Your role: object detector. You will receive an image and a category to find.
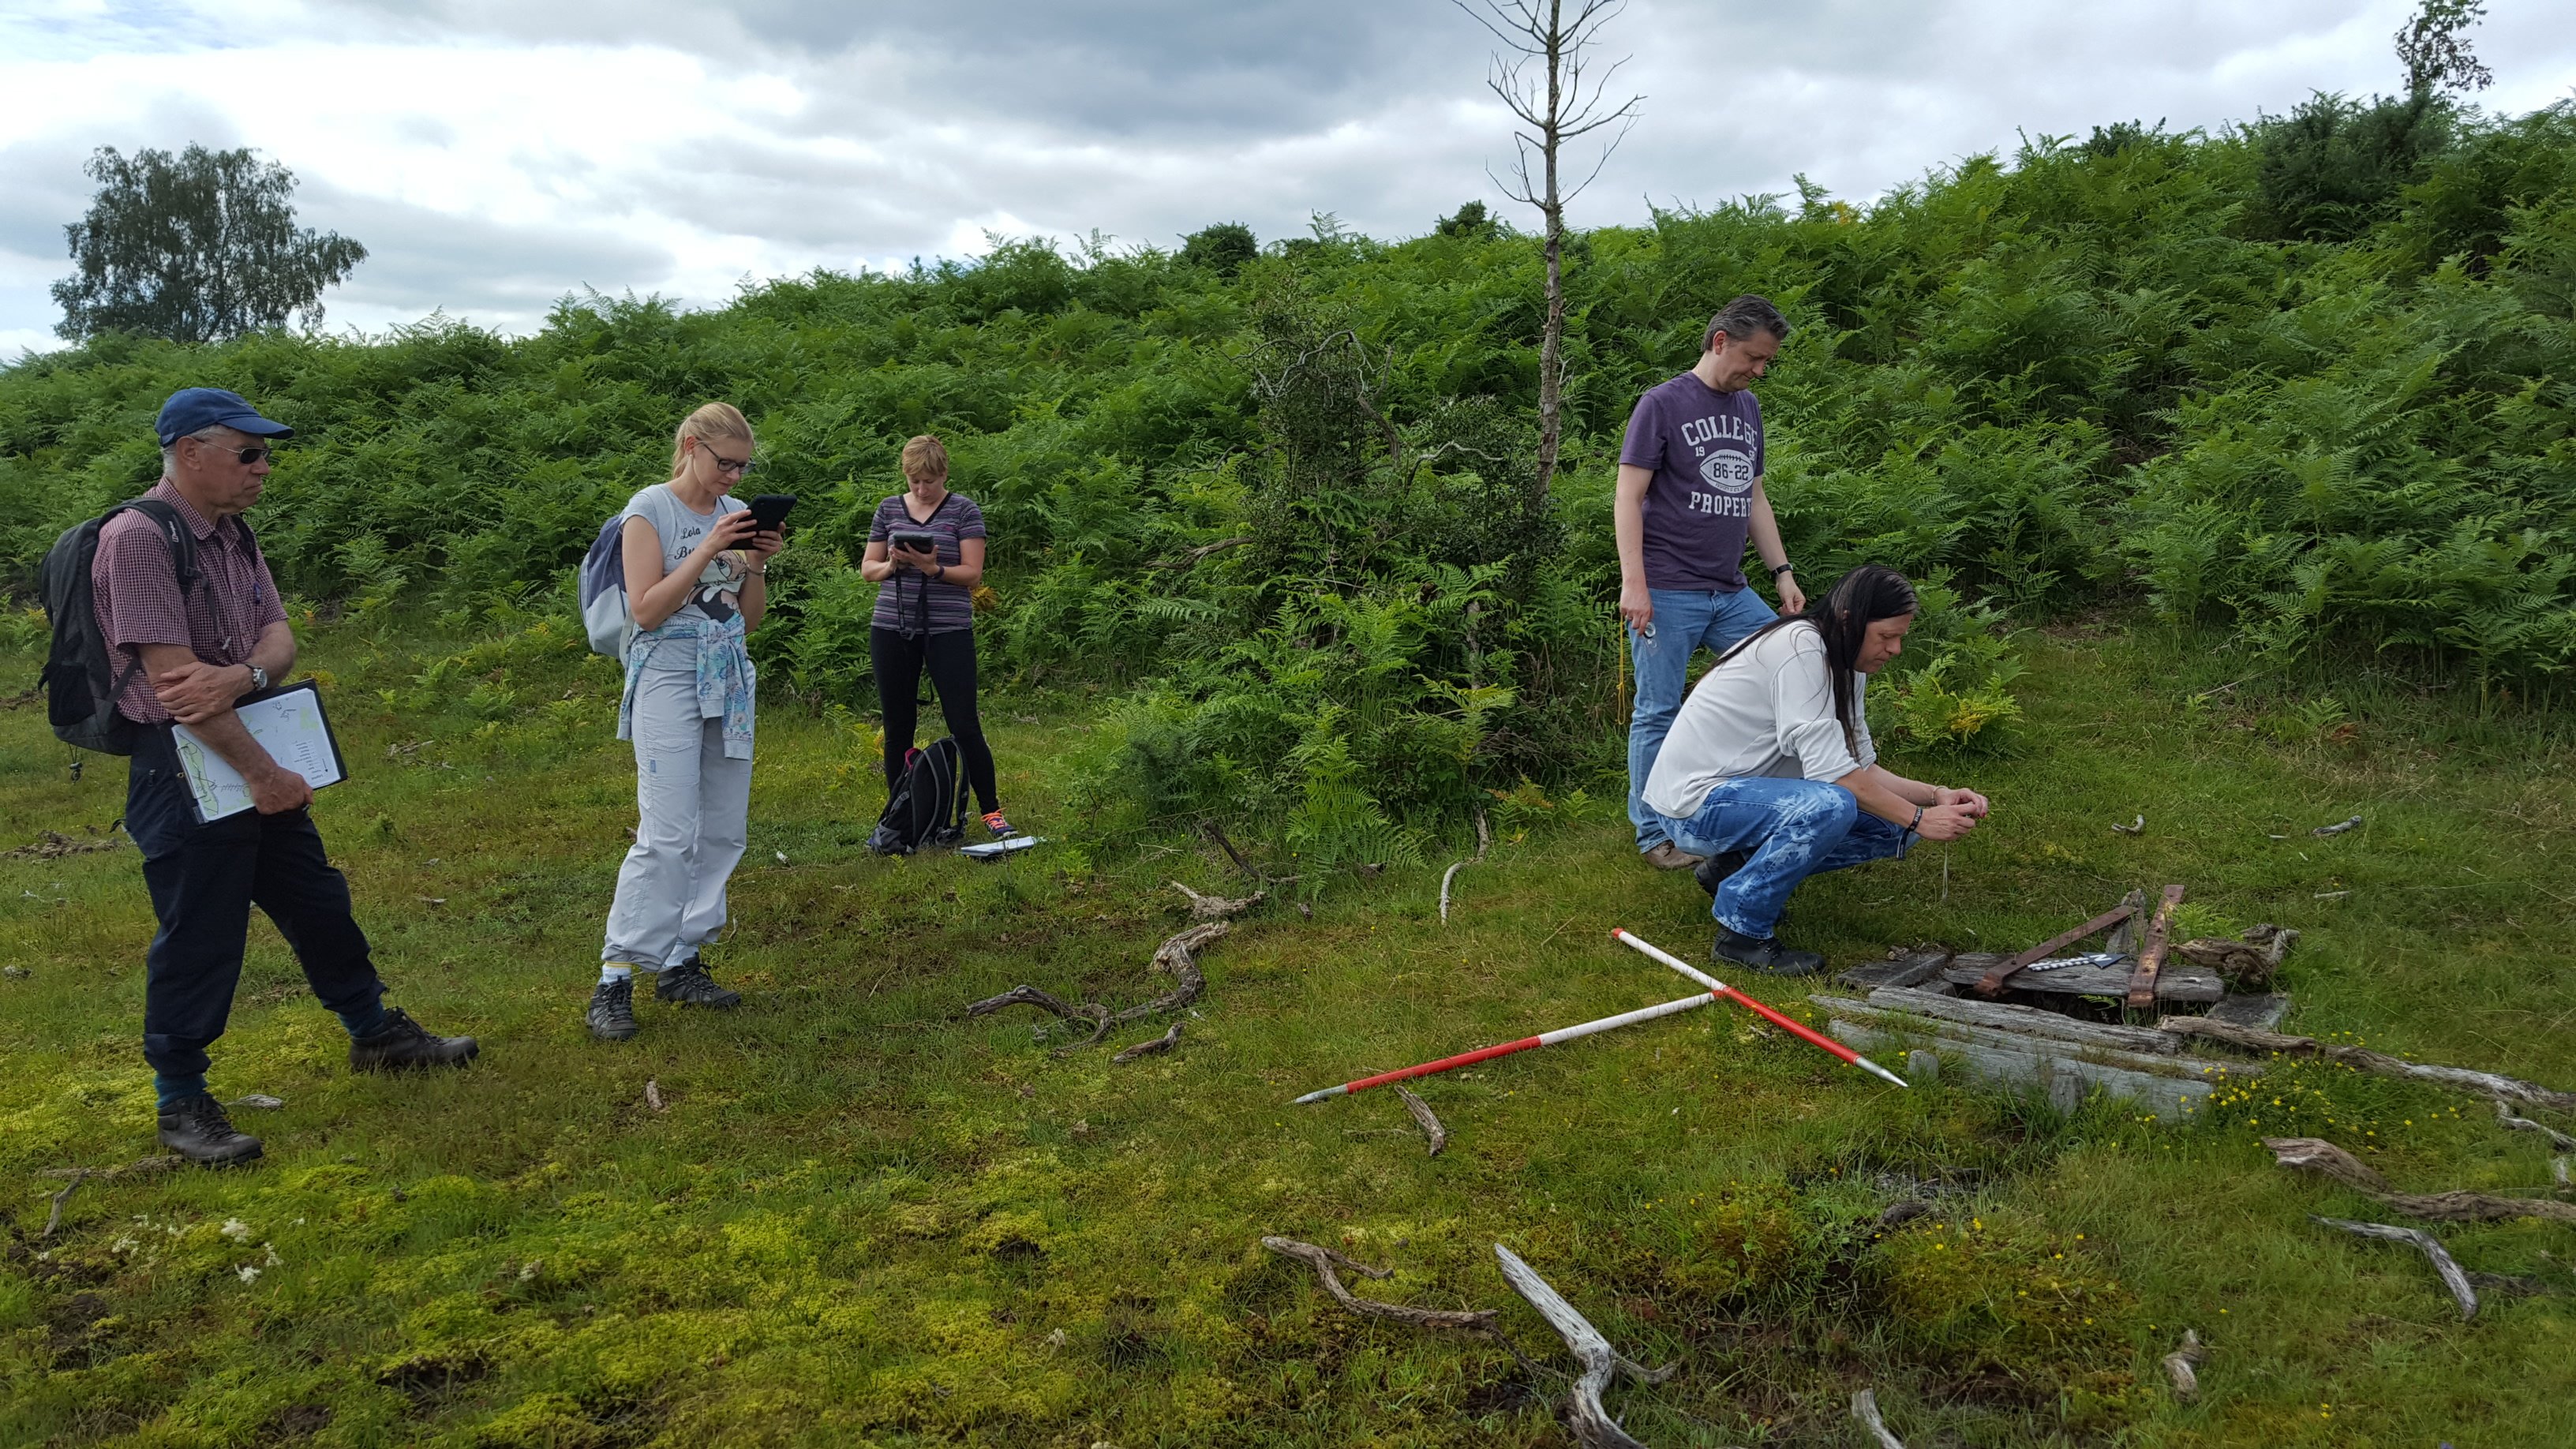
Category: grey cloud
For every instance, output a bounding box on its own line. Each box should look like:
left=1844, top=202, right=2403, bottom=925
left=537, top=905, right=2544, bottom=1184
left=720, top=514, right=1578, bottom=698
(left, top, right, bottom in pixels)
left=296, top=181, right=678, bottom=330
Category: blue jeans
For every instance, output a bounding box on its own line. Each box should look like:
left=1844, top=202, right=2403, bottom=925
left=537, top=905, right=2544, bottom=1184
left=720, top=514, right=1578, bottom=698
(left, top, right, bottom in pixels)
left=1629, top=586, right=1777, bottom=851
left=1656, top=777, right=1910, bottom=939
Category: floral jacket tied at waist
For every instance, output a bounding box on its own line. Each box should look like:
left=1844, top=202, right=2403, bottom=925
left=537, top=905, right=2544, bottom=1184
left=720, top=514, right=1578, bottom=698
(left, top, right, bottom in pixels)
left=620, top=614, right=755, bottom=759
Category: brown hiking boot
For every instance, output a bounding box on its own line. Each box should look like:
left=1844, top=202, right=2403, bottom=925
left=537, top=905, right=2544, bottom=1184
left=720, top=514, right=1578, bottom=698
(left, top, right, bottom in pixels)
left=1642, top=841, right=1705, bottom=871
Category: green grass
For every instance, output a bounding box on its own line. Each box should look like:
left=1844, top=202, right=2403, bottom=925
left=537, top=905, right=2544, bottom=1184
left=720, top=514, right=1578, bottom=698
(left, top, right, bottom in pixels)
left=3, top=616, right=2572, bottom=1447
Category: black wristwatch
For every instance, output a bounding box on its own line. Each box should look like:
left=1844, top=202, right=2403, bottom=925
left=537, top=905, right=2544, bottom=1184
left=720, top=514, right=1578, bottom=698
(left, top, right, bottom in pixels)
left=1771, top=562, right=1795, bottom=578
left=1904, top=804, right=1923, bottom=837
left=245, top=663, right=270, bottom=693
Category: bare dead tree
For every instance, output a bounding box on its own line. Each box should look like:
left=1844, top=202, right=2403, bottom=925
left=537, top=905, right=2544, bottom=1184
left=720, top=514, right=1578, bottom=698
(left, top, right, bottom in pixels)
left=1455, top=0, right=1642, bottom=505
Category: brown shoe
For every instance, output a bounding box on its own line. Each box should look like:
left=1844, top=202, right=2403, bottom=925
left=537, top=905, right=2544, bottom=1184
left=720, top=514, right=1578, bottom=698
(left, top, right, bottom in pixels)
left=1642, top=841, right=1705, bottom=871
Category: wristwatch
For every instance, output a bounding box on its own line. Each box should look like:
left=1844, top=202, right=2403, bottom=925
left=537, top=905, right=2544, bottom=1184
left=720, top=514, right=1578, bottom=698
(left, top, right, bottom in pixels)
left=1770, top=562, right=1795, bottom=577
left=246, top=663, right=270, bottom=693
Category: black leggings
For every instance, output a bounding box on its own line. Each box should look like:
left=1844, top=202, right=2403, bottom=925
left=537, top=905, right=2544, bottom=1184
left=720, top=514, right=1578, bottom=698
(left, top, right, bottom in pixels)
left=871, top=626, right=998, bottom=814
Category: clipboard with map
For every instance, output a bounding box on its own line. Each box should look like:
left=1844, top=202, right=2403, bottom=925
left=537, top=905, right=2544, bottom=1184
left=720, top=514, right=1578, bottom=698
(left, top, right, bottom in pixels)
left=170, top=681, right=349, bottom=823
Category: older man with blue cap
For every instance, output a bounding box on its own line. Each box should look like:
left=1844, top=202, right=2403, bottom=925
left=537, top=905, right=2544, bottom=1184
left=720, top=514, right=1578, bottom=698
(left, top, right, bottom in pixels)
left=92, top=387, right=481, bottom=1167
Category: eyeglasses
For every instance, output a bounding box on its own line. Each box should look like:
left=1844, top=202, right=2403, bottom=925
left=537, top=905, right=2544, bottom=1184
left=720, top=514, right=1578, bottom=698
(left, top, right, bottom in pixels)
left=700, top=446, right=757, bottom=476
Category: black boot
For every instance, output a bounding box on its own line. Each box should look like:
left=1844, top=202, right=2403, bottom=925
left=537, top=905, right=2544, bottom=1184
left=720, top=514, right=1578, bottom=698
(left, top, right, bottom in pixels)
left=587, top=975, right=638, bottom=1042
left=655, top=958, right=741, bottom=1009
left=158, top=1093, right=263, bottom=1167
left=348, top=1007, right=480, bottom=1073
left=1713, top=926, right=1825, bottom=977
left=1694, top=849, right=1753, bottom=897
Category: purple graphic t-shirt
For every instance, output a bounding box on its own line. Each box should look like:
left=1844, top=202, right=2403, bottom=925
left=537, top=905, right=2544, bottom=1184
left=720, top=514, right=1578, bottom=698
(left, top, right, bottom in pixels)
left=1619, top=372, right=1765, bottom=591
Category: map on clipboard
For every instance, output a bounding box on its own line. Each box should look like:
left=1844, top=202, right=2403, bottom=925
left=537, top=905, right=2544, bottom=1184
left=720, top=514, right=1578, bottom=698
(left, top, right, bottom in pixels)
left=170, top=681, right=348, bottom=822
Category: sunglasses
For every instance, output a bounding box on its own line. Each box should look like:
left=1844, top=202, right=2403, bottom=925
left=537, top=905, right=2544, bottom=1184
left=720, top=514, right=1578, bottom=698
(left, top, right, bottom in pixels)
left=191, top=439, right=278, bottom=466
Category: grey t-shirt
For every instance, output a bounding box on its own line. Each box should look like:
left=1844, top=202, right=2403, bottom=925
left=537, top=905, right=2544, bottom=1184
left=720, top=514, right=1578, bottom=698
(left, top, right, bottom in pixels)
left=620, top=483, right=750, bottom=669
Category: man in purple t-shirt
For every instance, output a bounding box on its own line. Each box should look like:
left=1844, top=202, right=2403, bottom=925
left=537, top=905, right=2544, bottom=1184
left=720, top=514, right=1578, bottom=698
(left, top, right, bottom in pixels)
left=1616, top=295, right=1807, bottom=870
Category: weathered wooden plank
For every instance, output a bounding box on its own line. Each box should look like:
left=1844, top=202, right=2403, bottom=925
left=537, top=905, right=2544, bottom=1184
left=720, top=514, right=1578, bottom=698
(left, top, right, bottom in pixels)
left=2207, top=994, right=2293, bottom=1032
left=2125, top=884, right=2188, bottom=1009
left=1820, top=1000, right=2236, bottom=1079
left=1860, top=986, right=2181, bottom=1055
left=1824, top=1019, right=2234, bottom=1121
left=1941, top=955, right=2224, bottom=1003
left=1837, top=950, right=1953, bottom=992
left=1975, top=900, right=2139, bottom=998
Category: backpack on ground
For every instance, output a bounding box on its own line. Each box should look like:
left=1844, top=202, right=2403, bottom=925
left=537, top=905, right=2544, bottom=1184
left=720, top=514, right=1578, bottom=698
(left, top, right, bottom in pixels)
left=867, top=737, right=967, bottom=856
left=578, top=515, right=633, bottom=658
left=39, top=497, right=208, bottom=756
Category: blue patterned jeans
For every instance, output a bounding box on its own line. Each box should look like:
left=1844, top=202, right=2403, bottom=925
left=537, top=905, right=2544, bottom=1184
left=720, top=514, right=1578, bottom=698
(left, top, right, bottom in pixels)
left=1656, top=777, right=1909, bottom=939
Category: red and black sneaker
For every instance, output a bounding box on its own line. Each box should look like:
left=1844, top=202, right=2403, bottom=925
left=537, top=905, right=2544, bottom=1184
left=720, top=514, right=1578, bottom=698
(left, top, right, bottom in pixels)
left=982, top=810, right=1020, bottom=840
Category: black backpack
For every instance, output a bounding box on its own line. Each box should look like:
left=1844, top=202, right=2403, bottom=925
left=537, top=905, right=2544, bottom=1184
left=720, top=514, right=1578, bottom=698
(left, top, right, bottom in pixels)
left=40, top=498, right=223, bottom=756
left=867, top=737, right=967, bottom=855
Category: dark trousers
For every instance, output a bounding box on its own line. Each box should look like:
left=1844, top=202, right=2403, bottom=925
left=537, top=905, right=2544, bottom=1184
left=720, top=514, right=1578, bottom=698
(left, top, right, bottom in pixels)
left=126, top=728, right=383, bottom=1080
left=870, top=625, right=998, bottom=813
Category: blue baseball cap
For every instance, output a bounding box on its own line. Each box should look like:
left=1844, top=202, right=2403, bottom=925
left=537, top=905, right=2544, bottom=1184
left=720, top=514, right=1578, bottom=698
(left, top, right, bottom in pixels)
left=155, top=388, right=294, bottom=447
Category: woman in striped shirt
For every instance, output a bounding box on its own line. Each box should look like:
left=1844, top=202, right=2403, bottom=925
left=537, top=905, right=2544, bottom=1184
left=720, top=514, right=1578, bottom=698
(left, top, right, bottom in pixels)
left=860, top=435, right=1013, bottom=839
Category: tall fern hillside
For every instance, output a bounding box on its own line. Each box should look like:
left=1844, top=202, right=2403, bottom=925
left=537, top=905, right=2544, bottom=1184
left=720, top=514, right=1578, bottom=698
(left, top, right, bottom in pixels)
left=5, top=99, right=2573, bottom=846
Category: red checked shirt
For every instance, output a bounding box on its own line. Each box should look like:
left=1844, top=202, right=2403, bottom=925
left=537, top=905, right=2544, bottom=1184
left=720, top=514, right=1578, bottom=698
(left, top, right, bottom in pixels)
left=89, top=481, right=287, bottom=724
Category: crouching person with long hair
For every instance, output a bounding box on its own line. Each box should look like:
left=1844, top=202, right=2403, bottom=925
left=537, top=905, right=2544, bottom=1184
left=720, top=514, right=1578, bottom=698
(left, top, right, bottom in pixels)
left=587, top=403, right=782, bottom=1041
left=1640, top=564, right=1990, bottom=976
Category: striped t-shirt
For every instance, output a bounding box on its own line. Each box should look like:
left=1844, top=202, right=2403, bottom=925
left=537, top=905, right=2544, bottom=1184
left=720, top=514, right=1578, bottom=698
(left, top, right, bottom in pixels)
left=868, top=491, right=985, bottom=635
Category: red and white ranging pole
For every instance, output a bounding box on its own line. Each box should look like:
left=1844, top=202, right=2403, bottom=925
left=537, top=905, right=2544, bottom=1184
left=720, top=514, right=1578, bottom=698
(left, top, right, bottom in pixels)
left=1290, top=992, right=1717, bottom=1105
left=1611, top=927, right=1909, bottom=1088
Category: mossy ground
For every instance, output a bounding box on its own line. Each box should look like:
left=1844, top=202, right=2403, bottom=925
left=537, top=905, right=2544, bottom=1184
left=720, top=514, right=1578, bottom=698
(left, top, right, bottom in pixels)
left=2, top=615, right=2571, bottom=1447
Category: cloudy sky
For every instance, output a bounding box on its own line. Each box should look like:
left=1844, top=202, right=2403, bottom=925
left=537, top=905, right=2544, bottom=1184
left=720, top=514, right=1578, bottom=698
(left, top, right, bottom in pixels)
left=3, top=0, right=2571, bottom=354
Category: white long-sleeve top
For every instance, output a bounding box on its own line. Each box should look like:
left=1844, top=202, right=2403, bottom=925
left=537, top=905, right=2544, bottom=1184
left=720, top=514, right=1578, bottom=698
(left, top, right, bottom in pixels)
left=1641, top=621, right=1875, bottom=819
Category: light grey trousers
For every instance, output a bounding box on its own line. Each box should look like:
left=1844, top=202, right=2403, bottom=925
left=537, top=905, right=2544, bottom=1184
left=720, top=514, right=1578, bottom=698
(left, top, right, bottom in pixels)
left=601, top=666, right=752, bottom=968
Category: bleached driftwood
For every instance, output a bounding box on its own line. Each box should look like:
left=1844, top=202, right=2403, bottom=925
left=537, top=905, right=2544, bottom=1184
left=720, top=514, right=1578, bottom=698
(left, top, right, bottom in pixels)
left=2312, top=1216, right=2479, bottom=1320
left=643, top=1079, right=666, bottom=1113
left=1169, top=879, right=1264, bottom=921
left=2162, top=1329, right=2207, bottom=1402
left=2175, top=925, right=2299, bottom=990
left=2263, top=1136, right=2576, bottom=1223
left=2494, top=1099, right=2576, bottom=1153
left=1438, top=812, right=1492, bottom=927
left=1395, top=1086, right=1447, bottom=1155
left=43, top=1173, right=84, bottom=1237
left=1851, top=1387, right=1906, bottom=1448
left=1492, top=1244, right=1673, bottom=1449
left=968, top=920, right=1231, bottom=1056
left=2162, top=1017, right=2576, bottom=1111
left=1111, top=1021, right=1182, bottom=1063
left=2312, top=815, right=2364, bottom=837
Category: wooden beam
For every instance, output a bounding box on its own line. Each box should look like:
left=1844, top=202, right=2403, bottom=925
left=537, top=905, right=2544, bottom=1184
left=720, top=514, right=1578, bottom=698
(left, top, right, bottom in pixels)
left=2125, top=885, right=2188, bottom=1009
left=1975, top=899, right=2140, bottom=998
left=1858, top=987, right=2181, bottom=1055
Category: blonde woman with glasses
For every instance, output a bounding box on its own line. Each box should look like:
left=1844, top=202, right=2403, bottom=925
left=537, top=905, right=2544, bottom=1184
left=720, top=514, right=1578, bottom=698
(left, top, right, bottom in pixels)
left=586, top=403, right=782, bottom=1042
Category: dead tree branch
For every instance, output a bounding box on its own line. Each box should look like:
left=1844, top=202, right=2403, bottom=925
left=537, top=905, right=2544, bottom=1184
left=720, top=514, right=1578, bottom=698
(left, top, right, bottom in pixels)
left=1262, top=1236, right=1548, bottom=1376
left=1491, top=1243, right=1673, bottom=1449
left=2495, top=1099, right=2576, bottom=1153
left=2263, top=1136, right=2576, bottom=1223
left=2162, top=1017, right=2576, bottom=1111
left=968, top=922, right=1233, bottom=1057
left=1451, top=0, right=1641, bottom=504
left=1395, top=1087, right=1448, bottom=1155
left=1169, top=879, right=1264, bottom=921
left=43, top=1171, right=85, bottom=1237
left=2162, top=1330, right=2207, bottom=1402
left=2312, top=1216, right=2480, bottom=1320
left=1113, top=1022, right=1183, bottom=1064
left=1851, top=1387, right=1907, bottom=1449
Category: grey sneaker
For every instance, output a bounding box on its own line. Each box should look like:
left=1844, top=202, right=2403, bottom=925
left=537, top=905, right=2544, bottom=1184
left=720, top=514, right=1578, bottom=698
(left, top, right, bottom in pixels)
left=1642, top=841, right=1705, bottom=871
left=655, top=959, right=741, bottom=1009
left=587, top=975, right=638, bottom=1041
